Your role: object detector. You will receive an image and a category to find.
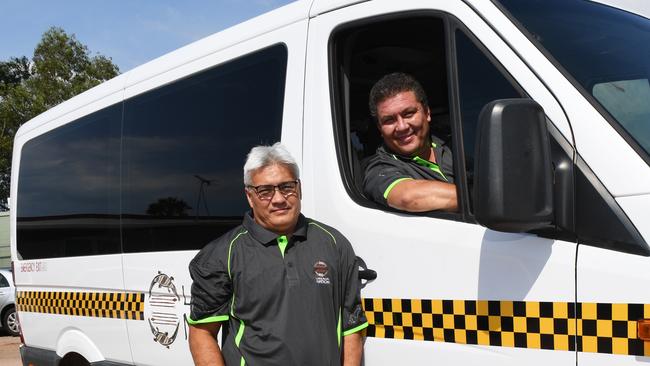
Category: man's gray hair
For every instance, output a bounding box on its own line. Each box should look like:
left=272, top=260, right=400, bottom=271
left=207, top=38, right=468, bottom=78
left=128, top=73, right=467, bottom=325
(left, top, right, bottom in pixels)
left=243, top=142, right=300, bottom=186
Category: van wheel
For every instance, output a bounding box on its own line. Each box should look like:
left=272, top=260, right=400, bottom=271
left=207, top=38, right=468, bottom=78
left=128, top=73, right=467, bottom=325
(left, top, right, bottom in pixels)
left=60, top=352, right=90, bottom=366
left=2, top=307, right=19, bottom=336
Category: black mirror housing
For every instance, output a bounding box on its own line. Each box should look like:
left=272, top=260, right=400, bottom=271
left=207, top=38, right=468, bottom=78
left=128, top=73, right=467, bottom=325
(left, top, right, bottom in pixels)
left=473, top=99, right=554, bottom=232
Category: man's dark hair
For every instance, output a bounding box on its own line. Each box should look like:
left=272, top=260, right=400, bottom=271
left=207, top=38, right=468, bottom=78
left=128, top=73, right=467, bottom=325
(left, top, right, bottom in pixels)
left=368, top=72, right=428, bottom=118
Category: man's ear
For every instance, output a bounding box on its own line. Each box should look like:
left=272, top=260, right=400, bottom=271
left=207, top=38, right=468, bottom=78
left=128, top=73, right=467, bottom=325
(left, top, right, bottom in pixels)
left=245, top=189, right=254, bottom=208
left=425, top=105, right=431, bottom=123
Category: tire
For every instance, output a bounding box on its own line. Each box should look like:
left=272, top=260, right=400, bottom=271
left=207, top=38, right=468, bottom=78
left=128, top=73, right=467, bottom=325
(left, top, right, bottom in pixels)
left=2, top=307, right=19, bottom=337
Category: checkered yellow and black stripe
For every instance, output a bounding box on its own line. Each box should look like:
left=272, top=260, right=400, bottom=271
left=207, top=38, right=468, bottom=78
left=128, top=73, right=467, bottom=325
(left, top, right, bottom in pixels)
left=16, top=291, right=145, bottom=320
left=363, top=298, right=650, bottom=357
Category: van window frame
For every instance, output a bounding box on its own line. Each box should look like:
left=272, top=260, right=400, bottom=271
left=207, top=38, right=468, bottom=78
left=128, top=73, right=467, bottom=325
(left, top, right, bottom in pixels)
left=327, top=11, right=528, bottom=223
left=328, top=11, right=463, bottom=222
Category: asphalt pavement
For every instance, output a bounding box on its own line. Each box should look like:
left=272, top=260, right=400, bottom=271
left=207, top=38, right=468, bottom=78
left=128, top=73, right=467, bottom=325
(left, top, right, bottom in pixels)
left=0, top=331, right=21, bottom=366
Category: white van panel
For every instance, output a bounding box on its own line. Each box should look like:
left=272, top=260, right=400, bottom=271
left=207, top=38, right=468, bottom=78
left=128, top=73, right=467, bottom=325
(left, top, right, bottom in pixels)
left=122, top=252, right=196, bottom=366
left=309, top=0, right=367, bottom=16
left=56, top=329, right=105, bottom=362
left=14, top=255, right=123, bottom=290
left=18, top=303, right=132, bottom=362
left=305, top=0, right=577, bottom=364
left=365, top=337, right=575, bottom=365
left=468, top=0, right=650, bottom=197
left=577, top=246, right=650, bottom=304
left=576, top=245, right=650, bottom=362
left=617, top=194, right=650, bottom=246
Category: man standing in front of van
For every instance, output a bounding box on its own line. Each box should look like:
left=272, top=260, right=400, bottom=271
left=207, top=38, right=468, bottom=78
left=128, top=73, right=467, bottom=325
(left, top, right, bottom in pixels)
left=363, top=72, right=458, bottom=212
left=187, top=142, right=367, bottom=366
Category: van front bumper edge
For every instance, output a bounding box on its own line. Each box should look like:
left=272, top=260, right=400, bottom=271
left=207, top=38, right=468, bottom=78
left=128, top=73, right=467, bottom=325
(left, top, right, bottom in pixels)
left=20, top=345, right=60, bottom=366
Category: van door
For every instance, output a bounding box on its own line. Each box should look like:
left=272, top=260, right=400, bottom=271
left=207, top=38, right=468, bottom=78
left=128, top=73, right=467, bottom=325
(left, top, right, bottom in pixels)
left=120, top=20, right=307, bottom=366
left=491, top=0, right=650, bottom=364
left=304, top=0, right=577, bottom=364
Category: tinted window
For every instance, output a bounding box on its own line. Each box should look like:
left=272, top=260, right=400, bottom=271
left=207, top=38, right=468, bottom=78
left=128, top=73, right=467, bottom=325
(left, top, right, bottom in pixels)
left=17, top=105, right=121, bottom=259
left=122, top=45, right=287, bottom=253
left=456, top=29, right=523, bottom=206
left=0, top=273, right=8, bottom=287
left=498, top=0, right=650, bottom=158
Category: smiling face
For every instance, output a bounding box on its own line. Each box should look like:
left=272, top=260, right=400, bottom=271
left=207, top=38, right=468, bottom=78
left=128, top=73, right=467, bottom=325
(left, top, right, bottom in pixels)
left=245, top=163, right=301, bottom=236
left=376, top=90, right=431, bottom=157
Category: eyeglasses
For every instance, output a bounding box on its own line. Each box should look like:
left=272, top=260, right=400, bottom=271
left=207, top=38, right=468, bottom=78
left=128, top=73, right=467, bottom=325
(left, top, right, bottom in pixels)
left=246, top=180, right=300, bottom=200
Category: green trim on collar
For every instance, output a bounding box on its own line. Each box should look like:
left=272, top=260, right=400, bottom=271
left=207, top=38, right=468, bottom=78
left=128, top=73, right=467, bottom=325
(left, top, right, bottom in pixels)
left=277, top=235, right=288, bottom=258
left=412, top=156, right=448, bottom=182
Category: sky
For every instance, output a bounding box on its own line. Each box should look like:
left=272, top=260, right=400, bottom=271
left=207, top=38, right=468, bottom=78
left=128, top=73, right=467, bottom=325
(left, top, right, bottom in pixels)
left=0, top=0, right=296, bottom=73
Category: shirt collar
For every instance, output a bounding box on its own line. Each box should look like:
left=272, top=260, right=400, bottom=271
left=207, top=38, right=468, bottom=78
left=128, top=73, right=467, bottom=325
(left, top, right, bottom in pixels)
left=243, top=211, right=308, bottom=246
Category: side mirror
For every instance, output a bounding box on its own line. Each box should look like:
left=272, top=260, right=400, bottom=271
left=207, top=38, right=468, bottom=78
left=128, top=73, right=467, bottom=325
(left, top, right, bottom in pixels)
left=473, top=99, right=554, bottom=232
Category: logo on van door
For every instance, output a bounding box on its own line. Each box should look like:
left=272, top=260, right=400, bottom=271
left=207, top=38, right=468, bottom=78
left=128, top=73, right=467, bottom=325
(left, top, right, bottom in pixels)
left=147, top=271, right=182, bottom=348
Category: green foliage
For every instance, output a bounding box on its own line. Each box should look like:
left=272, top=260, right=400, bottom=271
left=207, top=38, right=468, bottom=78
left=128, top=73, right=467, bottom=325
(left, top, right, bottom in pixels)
left=0, top=27, right=119, bottom=208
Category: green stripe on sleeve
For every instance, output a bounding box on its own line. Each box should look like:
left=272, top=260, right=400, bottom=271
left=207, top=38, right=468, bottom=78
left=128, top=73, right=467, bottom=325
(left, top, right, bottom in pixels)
left=343, top=321, right=369, bottom=336
left=383, top=178, right=413, bottom=199
left=186, top=314, right=229, bottom=325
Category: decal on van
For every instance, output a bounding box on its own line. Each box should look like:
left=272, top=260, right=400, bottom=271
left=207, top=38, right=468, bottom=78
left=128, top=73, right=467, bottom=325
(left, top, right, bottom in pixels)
left=146, top=271, right=183, bottom=348
left=149, top=271, right=180, bottom=300
left=363, top=298, right=650, bottom=357
left=16, top=291, right=144, bottom=320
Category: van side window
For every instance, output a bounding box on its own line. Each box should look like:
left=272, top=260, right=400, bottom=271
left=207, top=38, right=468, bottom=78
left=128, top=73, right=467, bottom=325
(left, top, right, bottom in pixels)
left=0, top=273, right=9, bottom=288
left=122, top=45, right=287, bottom=253
left=331, top=15, right=458, bottom=219
left=17, top=105, right=122, bottom=259
left=330, top=15, right=524, bottom=220
left=454, top=29, right=524, bottom=208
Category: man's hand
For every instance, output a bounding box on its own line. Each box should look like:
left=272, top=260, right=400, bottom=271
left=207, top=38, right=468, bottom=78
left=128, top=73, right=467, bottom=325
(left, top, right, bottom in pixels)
left=189, top=322, right=226, bottom=366
left=342, top=332, right=363, bottom=366
left=387, top=179, right=458, bottom=212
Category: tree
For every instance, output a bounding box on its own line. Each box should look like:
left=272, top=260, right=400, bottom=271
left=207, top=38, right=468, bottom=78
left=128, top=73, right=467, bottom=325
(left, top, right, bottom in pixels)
left=146, top=197, right=192, bottom=217
left=0, top=27, right=119, bottom=208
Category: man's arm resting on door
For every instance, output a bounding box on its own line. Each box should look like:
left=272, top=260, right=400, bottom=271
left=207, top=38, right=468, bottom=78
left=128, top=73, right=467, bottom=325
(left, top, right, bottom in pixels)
left=386, top=179, right=458, bottom=212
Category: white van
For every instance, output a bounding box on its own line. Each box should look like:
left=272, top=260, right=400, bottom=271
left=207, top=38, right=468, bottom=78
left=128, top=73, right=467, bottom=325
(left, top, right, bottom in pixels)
left=10, top=0, right=650, bottom=365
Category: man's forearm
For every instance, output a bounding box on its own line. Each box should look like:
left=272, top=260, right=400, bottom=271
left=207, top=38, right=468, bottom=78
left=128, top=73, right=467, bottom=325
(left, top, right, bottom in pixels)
left=342, top=332, right=363, bottom=366
left=189, top=324, right=226, bottom=366
left=387, top=179, right=458, bottom=212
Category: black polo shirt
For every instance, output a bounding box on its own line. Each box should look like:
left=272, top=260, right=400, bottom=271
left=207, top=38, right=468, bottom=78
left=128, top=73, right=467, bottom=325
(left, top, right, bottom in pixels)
left=363, top=135, right=454, bottom=207
left=188, top=212, right=368, bottom=366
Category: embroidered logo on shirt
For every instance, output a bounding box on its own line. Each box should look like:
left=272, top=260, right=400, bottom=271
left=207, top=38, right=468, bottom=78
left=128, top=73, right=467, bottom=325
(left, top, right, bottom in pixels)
left=313, top=260, right=330, bottom=285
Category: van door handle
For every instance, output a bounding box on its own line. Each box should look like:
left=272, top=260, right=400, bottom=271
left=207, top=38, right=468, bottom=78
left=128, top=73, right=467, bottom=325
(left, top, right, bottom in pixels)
left=356, top=256, right=377, bottom=287
left=358, top=268, right=377, bottom=281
